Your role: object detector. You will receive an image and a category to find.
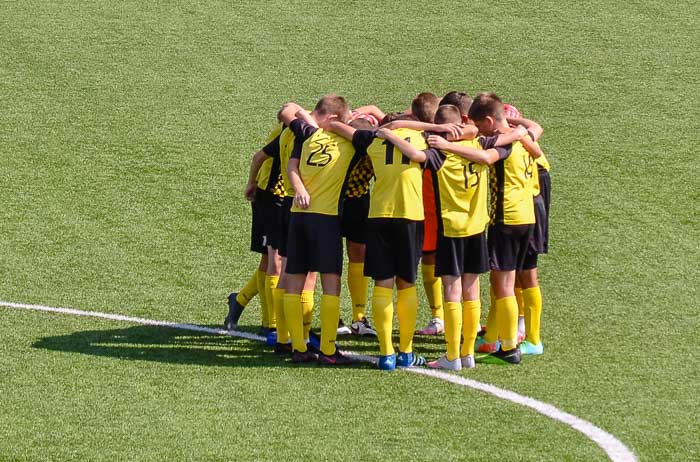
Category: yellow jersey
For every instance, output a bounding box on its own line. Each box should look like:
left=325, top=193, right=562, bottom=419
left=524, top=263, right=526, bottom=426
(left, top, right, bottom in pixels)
left=289, top=119, right=359, bottom=216
left=489, top=138, right=537, bottom=226
left=352, top=128, right=426, bottom=221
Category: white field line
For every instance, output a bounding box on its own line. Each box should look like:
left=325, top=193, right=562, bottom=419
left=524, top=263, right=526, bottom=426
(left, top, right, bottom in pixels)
left=1, top=300, right=636, bottom=462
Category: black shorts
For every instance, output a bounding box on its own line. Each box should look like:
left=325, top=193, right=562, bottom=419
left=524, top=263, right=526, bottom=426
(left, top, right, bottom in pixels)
left=269, top=197, right=292, bottom=257
left=521, top=252, right=538, bottom=270
left=249, top=188, right=267, bottom=254
left=285, top=212, right=343, bottom=275
left=364, top=218, right=423, bottom=284
left=341, top=195, right=369, bottom=244
left=488, top=224, right=534, bottom=272
left=536, top=167, right=551, bottom=254
left=528, top=194, right=548, bottom=255
left=435, top=232, right=489, bottom=276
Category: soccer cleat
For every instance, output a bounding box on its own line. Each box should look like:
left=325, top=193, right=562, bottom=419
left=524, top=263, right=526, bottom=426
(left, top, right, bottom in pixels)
left=258, top=326, right=276, bottom=337
left=427, top=355, right=462, bottom=371
left=350, top=317, right=377, bottom=337
left=307, top=331, right=322, bottom=351
left=266, top=330, right=277, bottom=347
left=478, top=347, right=521, bottom=365
left=337, top=319, right=353, bottom=335
left=318, top=350, right=355, bottom=366
left=224, top=293, right=244, bottom=331
left=273, top=342, right=292, bottom=355
left=461, top=355, right=476, bottom=369
left=416, top=317, right=444, bottom=335
left=396, top=352, right=426, bottom=368
left=291, top=349, right=318, bottom=364
left=378, top=354, right=396, bottom=371
left=517, top=332, right=526, bottom=344
left=519, top=340, right=544, bottom=355
left=475, top=331, right=500, bottom=353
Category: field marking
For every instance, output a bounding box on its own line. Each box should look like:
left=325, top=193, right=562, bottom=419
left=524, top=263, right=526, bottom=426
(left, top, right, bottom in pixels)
left=2, top=300, right=636, bottom=462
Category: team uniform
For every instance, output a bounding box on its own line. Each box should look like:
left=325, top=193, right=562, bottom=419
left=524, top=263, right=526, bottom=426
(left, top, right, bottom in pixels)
left=424, top=136, right=506, bottom=368
left=284, top=118, right=362, bottom=361
left=352, top=128, right=428, bottom=369
left=250, top=123, right=284, bottom=254
left=522, top=153, right=551, bottom=269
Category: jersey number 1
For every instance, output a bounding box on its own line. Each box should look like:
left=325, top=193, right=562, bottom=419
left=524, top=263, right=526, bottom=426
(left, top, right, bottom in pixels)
left=382, top=138, right=411, bottom=165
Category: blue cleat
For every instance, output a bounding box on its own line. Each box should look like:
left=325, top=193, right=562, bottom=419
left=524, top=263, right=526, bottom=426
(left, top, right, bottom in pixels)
left=519, top=340, right=544, bottom=355
left=378, top=354, right=396, bottom=371
left=266, top=330, right=277, bottom=347
left=396, top=352, right=426, bottom=368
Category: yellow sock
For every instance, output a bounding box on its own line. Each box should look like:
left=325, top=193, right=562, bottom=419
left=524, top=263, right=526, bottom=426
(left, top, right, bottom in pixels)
left=523, top=286, right=543, bottom=345
left=422, top=263, right=443, bottom=319
left=348, top=262, right=369, bottom=321
left=516, top=286, right=524, bottom=317
left=496, top=296, right=519, bottom=351
left=283, top=293, right=305, bottom=352
left=265, top=275, right=279, bottom=329
left=372, top=286, right=394, bottom=356
left=301, top=290, right=314, bottom=337
left=484, top=286, right=499, bottom=343
left=397, top=286, right=418, bottom=353
left=235, top=271, right=259, bottom=307
left=255, top=270, right=269, bottom=328
left=319, top=294, right=340, bottom=356
left=443, top=301, right=462, bottom=361
left=460, top=300, right=481, bottom=357
left=272, top=287, right=289, bottom=344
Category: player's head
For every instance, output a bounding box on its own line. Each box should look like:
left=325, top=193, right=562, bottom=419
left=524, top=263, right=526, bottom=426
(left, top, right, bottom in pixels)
left=349, top=118, right=374, bottom=130
left=468, top=92, right=506, bottom=135
left=411, top=92, right=440, bottom=123
left=440, top=91, right=472, bottom=122
left=312, top=94, right=351, bottom=124
left=434, top=104, right=462, bottom=125
left=379, top=111, right=414, bottom=126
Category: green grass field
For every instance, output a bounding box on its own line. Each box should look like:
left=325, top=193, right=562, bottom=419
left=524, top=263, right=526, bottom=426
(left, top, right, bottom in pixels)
left=1, top=1, right=698, bottom=460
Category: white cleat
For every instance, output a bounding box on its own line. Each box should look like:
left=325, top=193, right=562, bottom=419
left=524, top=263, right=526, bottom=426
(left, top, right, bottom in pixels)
left=460, top=354, right=476, bottom=369
left=416, top=317, right=445, bottom=335
left=427, top=355, right=462, bottom=371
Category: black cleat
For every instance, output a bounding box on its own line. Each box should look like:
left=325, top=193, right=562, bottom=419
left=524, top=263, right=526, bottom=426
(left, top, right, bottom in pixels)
left=291, top=349, right=318, bottom=364
left=224, top=293, right=244, bottom=331
left=478, top=346, right=522, bottom=365
left=318, top=350, right=355, bottom=366
left=273, top=342, right=293, bottom=356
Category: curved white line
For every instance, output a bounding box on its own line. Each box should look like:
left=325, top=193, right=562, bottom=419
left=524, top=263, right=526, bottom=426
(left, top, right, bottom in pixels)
left=1, top=300, right=636, bottom=462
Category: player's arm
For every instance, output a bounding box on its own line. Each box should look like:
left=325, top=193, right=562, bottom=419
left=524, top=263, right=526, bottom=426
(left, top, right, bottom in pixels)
left=376, top=127, right=426, bottom=162
left=287, top=158, right=310, bottom=209
left=381, top=120, right=476, bottom=141
left=506, top=116, right=543, bottom=141
left=244, top=149, right=270, bottom=201
left=520, top=134, right=543, bottom=159
left=277, top=102, right=305, bottom=125
left=326, top=120, right=357, bottom=140
left=353, top=105, right=386, bottom=122
left=295, top=109, right=318, bottom=128
left=493, top=126, right=527, bottom=146
left=426, top=135, right=499, bottom=165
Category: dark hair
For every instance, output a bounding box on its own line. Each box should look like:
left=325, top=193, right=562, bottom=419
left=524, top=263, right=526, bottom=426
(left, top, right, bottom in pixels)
left=440, top=91, right=473, bottom=116
left=467, top=92, right=505, bottom=122
left=349, top=118, right=374, bottom=130
left=434, top=105, right=462, bottom=125
left=411, top=92, right=439, bottom=123
left=379, top=111, right=414, bottom=126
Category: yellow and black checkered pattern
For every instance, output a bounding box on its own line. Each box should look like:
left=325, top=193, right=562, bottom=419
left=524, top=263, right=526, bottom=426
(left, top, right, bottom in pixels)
left=271, top=173, right=286, bottom=198
left=345, top=156, right=373, bottom=198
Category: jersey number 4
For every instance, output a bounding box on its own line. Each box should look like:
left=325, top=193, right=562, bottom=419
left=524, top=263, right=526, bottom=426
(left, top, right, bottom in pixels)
left=382, top=138, right=411, bottom=165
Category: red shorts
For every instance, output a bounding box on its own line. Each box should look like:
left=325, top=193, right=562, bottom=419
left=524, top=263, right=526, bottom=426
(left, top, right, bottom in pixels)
left=422, top=170, right=437, bottom=253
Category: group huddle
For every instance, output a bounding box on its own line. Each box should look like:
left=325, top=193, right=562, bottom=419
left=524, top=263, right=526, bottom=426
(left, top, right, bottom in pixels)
left=225, top=90, right=550, bottom=371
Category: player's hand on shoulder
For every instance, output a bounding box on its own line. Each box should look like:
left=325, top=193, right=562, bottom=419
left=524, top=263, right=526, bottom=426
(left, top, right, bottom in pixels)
left=514, top=125, right=528, bottom=139
left=427, top=134, right=448, bottom=150
left=375, top=127, right=391, bottom=139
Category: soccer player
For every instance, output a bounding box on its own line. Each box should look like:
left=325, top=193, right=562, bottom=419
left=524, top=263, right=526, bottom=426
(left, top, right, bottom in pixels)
left=408, top=93, right=446, bottom=337
left=225, top=122, right=284, bottom=334
left=336, top=113, right=381, bottom=337
left=424, top=105, right=526, bottom=370
left=431, top=92, right=542, bottom=365
left=283, top=94, right=360, bottom=365
left=328, top=116, right=434, bottom=370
